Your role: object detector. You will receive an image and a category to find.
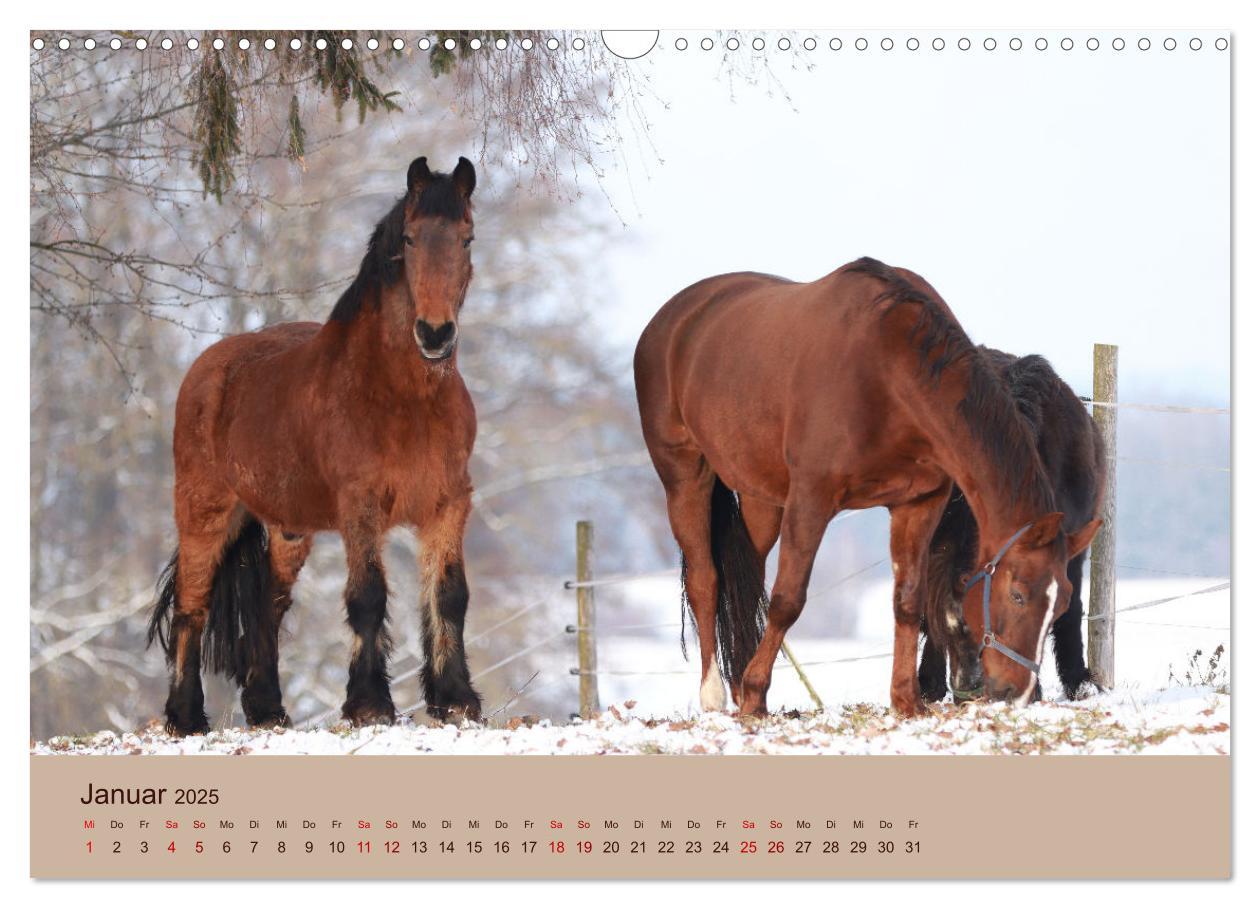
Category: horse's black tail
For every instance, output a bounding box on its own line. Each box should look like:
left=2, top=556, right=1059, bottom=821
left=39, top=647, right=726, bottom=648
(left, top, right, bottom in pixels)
left=681, top=477, right=768, bottom=687
left=146, top=550, right=180, bottom=658
left=146, top=518, right=272, bottom=685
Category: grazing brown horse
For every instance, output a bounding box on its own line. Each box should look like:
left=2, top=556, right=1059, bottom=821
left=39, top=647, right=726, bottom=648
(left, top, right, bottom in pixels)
left=148, top=157, right=483, bottom=736
left=634, top=257, right=1100, bottom=717
left=918, top=347, right=1106, bottom=704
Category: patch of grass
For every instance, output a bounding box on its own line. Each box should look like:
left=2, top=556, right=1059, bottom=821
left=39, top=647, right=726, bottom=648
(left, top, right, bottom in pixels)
left=1168, top=644, right=1229, bottom=693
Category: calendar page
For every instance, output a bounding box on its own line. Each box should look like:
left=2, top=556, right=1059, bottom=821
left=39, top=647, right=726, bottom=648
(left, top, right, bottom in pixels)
left=27, top=26, right=1231, bottom=881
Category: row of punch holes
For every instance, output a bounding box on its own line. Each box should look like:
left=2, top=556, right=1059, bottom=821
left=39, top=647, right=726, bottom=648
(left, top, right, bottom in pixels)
left=32, top=34, right=1229, bottom=53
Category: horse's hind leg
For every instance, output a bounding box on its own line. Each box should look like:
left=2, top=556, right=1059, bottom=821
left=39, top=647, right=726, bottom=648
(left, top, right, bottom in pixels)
left=239, top=529, right=312, bottom=728
left=162, top=538, right=221, bottom=735
left=417, top=494, right=482, bottom=722
left=656, top=458, right=725, bottom=711
left=162, top=498, right=240, bottom=736
left=1052, top=552, right=1093, bottom=699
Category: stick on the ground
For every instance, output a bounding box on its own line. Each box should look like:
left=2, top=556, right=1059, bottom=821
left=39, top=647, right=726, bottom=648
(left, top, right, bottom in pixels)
left=780, top=641, right=824, bottom=710
left=487, top=670, right=541, bottom=722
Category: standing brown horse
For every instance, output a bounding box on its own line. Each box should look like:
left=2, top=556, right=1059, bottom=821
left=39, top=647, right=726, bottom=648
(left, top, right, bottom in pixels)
left=634, top=257, right=1100, bottom=717
left=148, top=157, right=483, bottom=736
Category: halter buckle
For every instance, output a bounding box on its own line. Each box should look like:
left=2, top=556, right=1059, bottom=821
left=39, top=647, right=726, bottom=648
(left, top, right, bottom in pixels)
left=983, top=561, right=997, bottom=576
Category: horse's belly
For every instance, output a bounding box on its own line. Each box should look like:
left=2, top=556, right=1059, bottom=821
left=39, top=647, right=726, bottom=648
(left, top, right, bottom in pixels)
left=227, top=459, right=338, bottom=532
left=838, top=460, right=951, bottom=510
left=216, top=407, right=337, bottom=531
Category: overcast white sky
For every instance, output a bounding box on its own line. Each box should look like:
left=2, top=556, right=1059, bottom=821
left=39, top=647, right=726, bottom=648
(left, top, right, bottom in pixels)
left=585, top=30, right=1229, bottom=404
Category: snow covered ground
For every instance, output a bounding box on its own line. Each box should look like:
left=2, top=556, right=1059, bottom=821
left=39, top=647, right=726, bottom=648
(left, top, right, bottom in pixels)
left=33, top=576, right=1228, bottom=757
left=34, top=683, right=1227, bottom=756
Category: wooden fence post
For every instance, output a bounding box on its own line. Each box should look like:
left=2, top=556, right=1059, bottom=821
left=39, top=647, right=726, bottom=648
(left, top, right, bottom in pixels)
left=1088, top=343, right=1118, bottom=689
left=575, top=520, right=600, bottom=718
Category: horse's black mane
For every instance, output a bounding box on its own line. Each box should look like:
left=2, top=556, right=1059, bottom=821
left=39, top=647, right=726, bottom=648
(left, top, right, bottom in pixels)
left=978, top=347, right=1059, bottom=432
left=328, top=173, right=470, bottom=323
left=845, top=256, right=1056, bottom=513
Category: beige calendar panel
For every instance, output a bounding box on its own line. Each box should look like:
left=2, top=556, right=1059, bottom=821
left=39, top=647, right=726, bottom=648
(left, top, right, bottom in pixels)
left=32, top=755, right=1228, bottom=879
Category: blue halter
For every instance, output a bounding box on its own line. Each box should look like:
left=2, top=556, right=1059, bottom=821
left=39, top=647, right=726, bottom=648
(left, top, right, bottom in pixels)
left=961, top=523, right=1042, bottom=676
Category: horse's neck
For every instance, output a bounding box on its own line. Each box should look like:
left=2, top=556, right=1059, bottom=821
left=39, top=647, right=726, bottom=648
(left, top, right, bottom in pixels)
left=913, top=362, right=1050, bottom=553
left=326, top=290, right=443, bottom=398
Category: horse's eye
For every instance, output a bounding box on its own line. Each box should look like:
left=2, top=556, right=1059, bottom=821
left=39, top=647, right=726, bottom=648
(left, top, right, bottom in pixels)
left=402, top=235, right=415, bottom=246
left=463, top=236, right=474, bottom=249
left=1010, top=591, right=1025, bottom=607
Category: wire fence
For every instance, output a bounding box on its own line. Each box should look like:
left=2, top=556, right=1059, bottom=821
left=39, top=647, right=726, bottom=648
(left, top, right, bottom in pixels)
left=1077, top=398, right=1230, bottom=416
left=481, top=385, right=1229, bottom=715
left=358, top=560, right=1228, bottom=718
left=294, top=382, right=1229, bottom=727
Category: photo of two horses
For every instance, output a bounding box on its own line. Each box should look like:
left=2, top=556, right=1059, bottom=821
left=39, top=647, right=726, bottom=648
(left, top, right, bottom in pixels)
left=144, top=156, right=1100, bottom=737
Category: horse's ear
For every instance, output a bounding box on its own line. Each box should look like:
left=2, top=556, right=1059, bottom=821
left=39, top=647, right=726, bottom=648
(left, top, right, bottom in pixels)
left=1066, top=518, right=1103, bottom=558
left=1020, top=512, right=1065, bottom=549
left=407, top=156, right=433, bottom=196
left=452, top=156, right=476, bottom=199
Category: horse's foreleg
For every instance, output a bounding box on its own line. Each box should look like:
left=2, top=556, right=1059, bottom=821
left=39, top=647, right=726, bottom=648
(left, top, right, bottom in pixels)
left=738, top=497, right=783, bottom=710
left=741, top=497, right=784, bottom=580
left=917, top=632, right=949, bottom=703
left=888, top=487, right=952, bottom=717
left=416, top=494, right=481, bottom=722
left=737, top=489, right=831, bottom=717
left=1053, top=551, right=1093, bottom=700
left=239, top=530, right=311, bottom=728
left=340, top=512, right=394, bottom=726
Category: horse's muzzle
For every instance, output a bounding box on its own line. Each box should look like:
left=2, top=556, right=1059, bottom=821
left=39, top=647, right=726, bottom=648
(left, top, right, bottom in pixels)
left=951, top=684, right=984, bottom=703
left=420, top=343, right=456, bottom=362
left=415, top=319, right=457, bottom=361
left=950, top=661, right=984, bottom=703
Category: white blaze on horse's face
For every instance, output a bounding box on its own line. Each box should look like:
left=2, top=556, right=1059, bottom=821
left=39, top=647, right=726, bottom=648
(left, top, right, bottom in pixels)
left=1037, top=578, right=1059, bottom=666
left=1014, top=578, right=1060, bottom=707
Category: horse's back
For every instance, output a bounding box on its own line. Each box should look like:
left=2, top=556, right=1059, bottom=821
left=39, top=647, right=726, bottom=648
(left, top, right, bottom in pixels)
left=634, top=264, right=905, bottom=501
left=635, top=272, right=789, bottom=366
left=183, top=322, right=321, bottom=385
left=636, top=261, right=941, bottom=376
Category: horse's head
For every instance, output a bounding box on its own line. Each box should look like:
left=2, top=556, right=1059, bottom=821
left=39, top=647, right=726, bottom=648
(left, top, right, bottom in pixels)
left=399, top=156, right=476, bottom=362
left=957, top=512, right=1101, bottom=704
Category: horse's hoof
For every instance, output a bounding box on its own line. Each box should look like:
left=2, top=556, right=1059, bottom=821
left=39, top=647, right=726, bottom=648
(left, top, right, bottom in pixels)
left=1065, top=678, right=1100, bottom=701
left=427, top=700, right=482, bottom=724
left=736, top=698, right=769, bottom=720
left=164, top=715, right=211, bottom=738
left=892, top=697, right=930, bottom=718
left=342, top=704, right=397, bottom=727
left=920, top=684, right=948, bottom=703
left=247, top=711, right=291, bottom=731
